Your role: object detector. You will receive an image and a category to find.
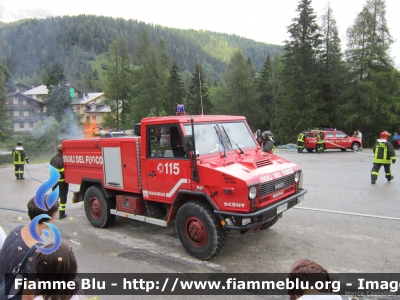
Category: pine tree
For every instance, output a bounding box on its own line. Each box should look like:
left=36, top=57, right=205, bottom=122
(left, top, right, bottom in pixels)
left=44, top=63, right=73, bottom=123
left=186, top=63, right=212, bottom=115
left=341, top=0, right=400, bottom=144
left=318, top=2, right=346, bottom=126
left=257, top=53, right=275, bottom=130
left=221, top=50, right=259, bottom=128
left=166, top=61, right=185, bottom=115
left=103, top=37, right=134, bottom=130
left=132, top=38, right=169, bottom=120
left=0, top=64, right=13, bottom=140
left=273, top=0, right=326, bottom=142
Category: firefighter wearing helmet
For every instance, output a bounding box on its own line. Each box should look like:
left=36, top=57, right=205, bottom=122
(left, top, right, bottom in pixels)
left=12, top=141, right=29, bottom=180
left=297, top=132, right=305, bottom=153
left=371, top=131, right=396, bottom=184
left=261, top=131, right=274, bottom=153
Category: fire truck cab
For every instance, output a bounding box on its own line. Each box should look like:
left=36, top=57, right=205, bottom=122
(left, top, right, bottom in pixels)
left=63, top=114, right=307, bottom=260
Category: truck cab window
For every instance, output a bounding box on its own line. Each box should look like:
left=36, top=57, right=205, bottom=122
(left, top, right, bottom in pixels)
left=148, top=125, right=186, bottom=158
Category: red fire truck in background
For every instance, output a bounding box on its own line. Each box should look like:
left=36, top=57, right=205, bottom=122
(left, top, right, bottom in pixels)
left=303, top=129, right=362, bottom=152
left=62, top=113, right=307, bottom=260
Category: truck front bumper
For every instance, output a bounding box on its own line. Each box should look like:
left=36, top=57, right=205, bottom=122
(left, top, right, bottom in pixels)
left=214, top=188, right=307, bottom=231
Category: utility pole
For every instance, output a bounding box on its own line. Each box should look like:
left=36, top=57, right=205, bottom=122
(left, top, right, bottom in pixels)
left=198, top=62, right=204, bottom=115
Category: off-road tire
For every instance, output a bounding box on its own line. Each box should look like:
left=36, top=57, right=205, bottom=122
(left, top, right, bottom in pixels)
left=175, top=200, right=227, bottom=260
left=306, top=148, right=313, bottom=153
left=259, top=215, right=280, bottom=230
left=84, top=186, right=115, bottom=228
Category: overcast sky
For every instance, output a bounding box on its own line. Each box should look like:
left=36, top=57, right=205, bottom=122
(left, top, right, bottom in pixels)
left=0, top=0, right=399, bottom=67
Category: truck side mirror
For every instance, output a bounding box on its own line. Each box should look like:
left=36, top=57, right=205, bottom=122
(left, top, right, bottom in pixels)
left=182, top=135, right=194, bottom=152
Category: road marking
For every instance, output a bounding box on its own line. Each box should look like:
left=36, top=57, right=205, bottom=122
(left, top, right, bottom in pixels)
left=295, top=206, right=400, bottom=221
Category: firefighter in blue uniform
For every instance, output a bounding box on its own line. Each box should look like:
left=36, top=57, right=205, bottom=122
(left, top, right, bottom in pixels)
left=297, top=132, right=305, bottom=153
left=371, top=131, right=396, bottom=184
left=50, top=144, right=69, bottom=219
left=12, top=141, right=29, bottom=180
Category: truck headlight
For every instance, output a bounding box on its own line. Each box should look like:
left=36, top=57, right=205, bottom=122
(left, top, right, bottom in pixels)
left=295, top=171, right=303, bottom=189
left=248, top=186, right=257, bottom=200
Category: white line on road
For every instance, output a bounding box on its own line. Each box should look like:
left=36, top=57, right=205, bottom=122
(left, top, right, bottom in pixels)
left=294, top=206, right=400, bottom=220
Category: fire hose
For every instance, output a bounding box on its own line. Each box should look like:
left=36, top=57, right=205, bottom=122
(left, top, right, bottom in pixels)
left=24, top=165, right=75, bottom=192
left=0, top=165, right=75, bottom=213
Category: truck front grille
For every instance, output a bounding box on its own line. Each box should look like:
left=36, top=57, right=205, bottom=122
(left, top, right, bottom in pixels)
left=259, top=174, right=295, bottom=197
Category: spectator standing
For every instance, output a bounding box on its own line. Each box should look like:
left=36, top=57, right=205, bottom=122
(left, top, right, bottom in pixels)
left=392, top=132, right=400, bottom=150
left=12, top=141, right=29, bottom=180
left=357, top=130, right=363, bottom=151
left=50, top=144, right=69, bottom=219
left=371, top=131, right=396, bottom=184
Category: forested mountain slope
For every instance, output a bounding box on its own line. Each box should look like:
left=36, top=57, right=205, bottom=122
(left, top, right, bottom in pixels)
left=0, top=15, right=282, bottom=89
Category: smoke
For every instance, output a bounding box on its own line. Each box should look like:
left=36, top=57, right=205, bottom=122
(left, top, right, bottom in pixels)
left=31, top=116, right=59, bottom=139
left=31, top=111, right=83, bottom=141
left=59, top=110, right=83, bottom=140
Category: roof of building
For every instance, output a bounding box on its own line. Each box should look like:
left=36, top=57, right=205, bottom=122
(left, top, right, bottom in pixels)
left=7, top=92, right=45, bottom=105
left=15, top=82, right=32, bottom=89
left=22, top=85, right=48, bottom=95
left=72, top=93, right=104, bottom=105
left=84, top=102, right=111, bottom=113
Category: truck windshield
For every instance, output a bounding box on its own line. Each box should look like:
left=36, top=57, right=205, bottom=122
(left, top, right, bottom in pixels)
left=184, top=123, right=222, bottom=155
left=183, top=121, right=257, bottom=156
left=219, top=121, right=257, bottom=150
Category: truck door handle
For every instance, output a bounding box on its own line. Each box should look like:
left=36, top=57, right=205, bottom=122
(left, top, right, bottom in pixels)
left=148, top=171, right=156, bottom=177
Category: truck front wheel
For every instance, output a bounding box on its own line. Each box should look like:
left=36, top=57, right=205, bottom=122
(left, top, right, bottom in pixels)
left=175, top=201, right=227, bottom=260
left=84, top=186, right=115, bottom=228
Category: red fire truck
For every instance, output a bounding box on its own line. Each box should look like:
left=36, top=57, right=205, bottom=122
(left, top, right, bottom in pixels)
left=303, top=129, right=362, bottom=152
left=63, top=114, right=307, bottom=260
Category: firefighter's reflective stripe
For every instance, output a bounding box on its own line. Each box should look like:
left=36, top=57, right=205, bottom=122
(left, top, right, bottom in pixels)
left=13, top=151, right=24, bottom=164
left=373, top=142, right=392, bottom=164
left=59, top=203, right=66, bottom=211
left=297, top=133, right=304, bottom=142
left=53, top=167, right=65, bottom=182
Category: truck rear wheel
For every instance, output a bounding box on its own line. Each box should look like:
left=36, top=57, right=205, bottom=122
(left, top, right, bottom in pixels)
left=175, top=200, right=227, bottom=260
left=259, top=215, right=280, bottom=230
left=84, top=186, right=115, bottom=228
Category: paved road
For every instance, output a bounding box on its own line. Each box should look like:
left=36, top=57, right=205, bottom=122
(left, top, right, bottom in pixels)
left=0, top=148, right=399, bottom=299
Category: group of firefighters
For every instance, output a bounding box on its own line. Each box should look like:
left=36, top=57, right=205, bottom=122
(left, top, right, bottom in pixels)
left=296, top=130, right=325, bottom=154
